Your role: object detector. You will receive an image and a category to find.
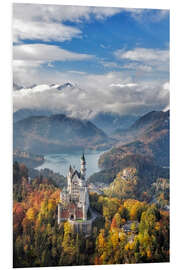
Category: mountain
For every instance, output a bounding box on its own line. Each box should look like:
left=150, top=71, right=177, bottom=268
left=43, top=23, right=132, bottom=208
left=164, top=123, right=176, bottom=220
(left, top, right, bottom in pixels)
left=90, top=112, right=138, bottom=135
left=88, top=110, right=169, bottom=191
left=13, top=82, right=77, bottom=94
left=111, top=110, right=169, bottom=167
left=13, top=108, right=52, bottom=122
left=114, top=110, right=169, bottom=137
left=56, top=82, right=74, bottom=91
left=130, top=110, right=169, bottom=131
left=13, top=83, right=23, bottom=91
left=13, top=114, right=114, bottom=154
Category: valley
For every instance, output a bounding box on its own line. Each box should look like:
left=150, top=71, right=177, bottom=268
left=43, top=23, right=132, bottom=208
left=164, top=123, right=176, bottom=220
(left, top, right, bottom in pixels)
left=13, top=107, right=170, bottom=205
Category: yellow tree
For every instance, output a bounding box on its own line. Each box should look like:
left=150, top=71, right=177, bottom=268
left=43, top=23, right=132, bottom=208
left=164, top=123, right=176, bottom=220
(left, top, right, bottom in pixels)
left=60, top=222, right=76, bottom=265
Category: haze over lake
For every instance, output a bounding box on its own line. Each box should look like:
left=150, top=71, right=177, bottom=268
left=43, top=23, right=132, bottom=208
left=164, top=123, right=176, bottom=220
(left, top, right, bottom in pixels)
left=36, top=151, right=105, bottom=178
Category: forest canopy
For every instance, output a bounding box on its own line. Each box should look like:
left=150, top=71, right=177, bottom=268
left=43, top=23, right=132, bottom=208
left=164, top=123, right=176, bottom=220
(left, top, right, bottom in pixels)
left=13, top=162, right=169, bottom=267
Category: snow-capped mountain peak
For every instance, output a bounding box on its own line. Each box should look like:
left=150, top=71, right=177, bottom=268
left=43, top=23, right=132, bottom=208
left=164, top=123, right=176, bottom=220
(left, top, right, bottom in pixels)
left=56, top=82, right=75, bottom=91
left=31, top=84, right=51, bottom=92
left=13, top=82, right=76, bottom=93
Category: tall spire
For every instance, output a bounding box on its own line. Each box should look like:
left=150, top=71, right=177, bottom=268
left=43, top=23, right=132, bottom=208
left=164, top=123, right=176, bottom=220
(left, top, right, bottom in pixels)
left=68, top=164, right=73, bottom=178
left=81, top=153, right=86, bottom=164
left=69, top=164, right=73, bottom=172
left=80, top=153, right=86, bottom=178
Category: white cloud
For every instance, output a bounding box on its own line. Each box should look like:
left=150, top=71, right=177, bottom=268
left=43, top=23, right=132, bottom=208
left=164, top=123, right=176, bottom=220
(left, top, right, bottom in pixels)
left=158, top=82, right=169, bottom=101
left=126, top=8, right=169, bottom=23
left=13, top=19, right=82, bottom=43
left=122, top=62, right=153, bottom=72
left=114, top=48, right=169, bottom=62
left=14, top=43, right=93, bottom=62
left=110, top=83, right=137, bottom=88
left=163, top=82, right=170, bottom=91
left=100, top=60, right=120, bottom=69
left=13, top=4, right=168, bottom=25
left=163, top=105, right=170, bottom=112
left=91, top=7, right=121, bottom=20
left=13, top=44, right=94, bottom=86
left=13, top=70, right=169, bottom=118
left=13, top=4, right=121, bottom=43
left=114, top=48, right=169, bottom=72
left=13, top=4, right=168, bottom=43
left=13, top=4, right=121, bottom=23
left=68, top=70, right=87, bottom=75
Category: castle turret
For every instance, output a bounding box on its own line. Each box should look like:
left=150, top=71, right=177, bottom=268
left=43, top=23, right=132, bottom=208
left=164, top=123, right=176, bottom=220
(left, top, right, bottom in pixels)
left=68, top=165, right=73, bottom=176
left=80, top=153, right=86, bottom=179
left=82, top=204, right=87, bottom=221
left=67, top=165, right=73, bottom=192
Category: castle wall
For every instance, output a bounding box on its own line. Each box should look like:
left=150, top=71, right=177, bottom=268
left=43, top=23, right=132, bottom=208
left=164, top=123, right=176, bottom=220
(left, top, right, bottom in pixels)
left=69, top=219, right=92, bottom=235
left=58, top=204, right=83, bottom=222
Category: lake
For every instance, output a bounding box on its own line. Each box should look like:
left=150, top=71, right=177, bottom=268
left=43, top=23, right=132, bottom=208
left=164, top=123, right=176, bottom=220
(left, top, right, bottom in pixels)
left=36, top=151, right=105, bottom=178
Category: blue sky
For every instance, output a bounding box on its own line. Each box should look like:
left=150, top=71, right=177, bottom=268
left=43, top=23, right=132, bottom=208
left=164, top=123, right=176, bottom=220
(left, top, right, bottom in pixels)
left=13, top=4, right=169, bottom=117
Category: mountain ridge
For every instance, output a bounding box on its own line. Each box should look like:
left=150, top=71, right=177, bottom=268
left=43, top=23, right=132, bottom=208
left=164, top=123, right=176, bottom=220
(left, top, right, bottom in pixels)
left=13, top=113, right=115, bottom=154
left=89, top=110, right=169, bottom=192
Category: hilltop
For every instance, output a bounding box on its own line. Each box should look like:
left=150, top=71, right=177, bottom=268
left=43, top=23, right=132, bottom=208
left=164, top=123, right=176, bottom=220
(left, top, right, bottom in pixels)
left=102, top=110, right=169, bottom=168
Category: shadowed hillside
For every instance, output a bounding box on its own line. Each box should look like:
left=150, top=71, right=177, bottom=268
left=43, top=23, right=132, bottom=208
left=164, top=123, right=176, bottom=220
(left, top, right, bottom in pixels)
left=13, top=114, right=115, bottom=154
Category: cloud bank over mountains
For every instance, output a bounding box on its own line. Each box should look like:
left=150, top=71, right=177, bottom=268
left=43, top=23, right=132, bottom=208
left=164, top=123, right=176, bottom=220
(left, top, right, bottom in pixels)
left=13, top=79, right=169, bottom=119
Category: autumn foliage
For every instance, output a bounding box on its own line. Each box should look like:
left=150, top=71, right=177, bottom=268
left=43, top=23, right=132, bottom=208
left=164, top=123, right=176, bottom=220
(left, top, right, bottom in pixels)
left=13, top=162, right=169, bottom=267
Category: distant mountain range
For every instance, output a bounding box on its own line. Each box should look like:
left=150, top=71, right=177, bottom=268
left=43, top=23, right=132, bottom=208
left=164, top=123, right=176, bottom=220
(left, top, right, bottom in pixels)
left=13, top=114, right=115, bottom=154
left=13, top=109, right=169, bottom=163
left=13, top=108, right=52, bottom=123
left=13, top=82, right=140, bottom=134
left=99, top=110, right=169, bottom=168
left=14, top=109, right=138, bottom=135
left=90, top=112, right=138, bottom=135
left=13, top=82, right=76, bottom=92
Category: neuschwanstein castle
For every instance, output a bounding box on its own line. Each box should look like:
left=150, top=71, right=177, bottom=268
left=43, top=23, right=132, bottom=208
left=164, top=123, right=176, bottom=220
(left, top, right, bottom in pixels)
left=57, top=154, right=92, bottom=234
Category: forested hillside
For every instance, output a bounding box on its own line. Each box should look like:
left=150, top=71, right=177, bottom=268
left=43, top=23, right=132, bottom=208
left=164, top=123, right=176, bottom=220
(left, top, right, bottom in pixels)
left=112, top=110, right=169, bottom=167
left=13, top=162, right=169, bottom=267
